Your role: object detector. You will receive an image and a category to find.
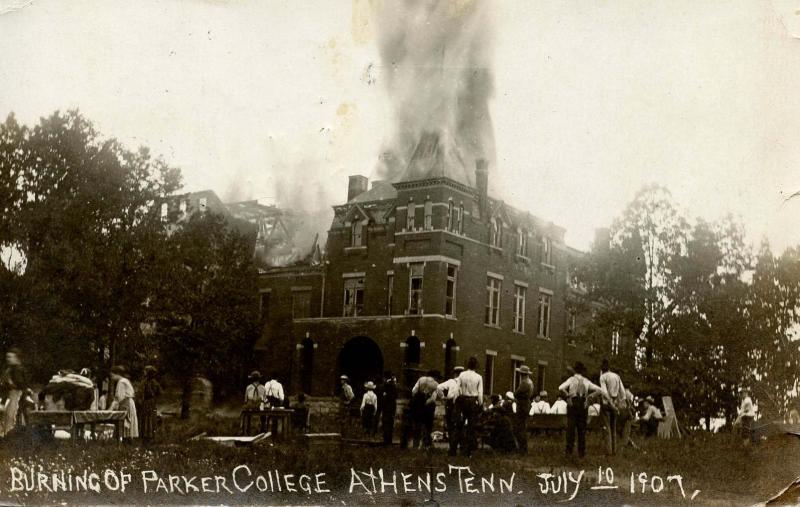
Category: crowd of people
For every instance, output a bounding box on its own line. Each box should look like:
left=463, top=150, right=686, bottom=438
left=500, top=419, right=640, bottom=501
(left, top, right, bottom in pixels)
left=0, top=349, right=162, bottom=443
left=332, top=357, right=687, bottom=458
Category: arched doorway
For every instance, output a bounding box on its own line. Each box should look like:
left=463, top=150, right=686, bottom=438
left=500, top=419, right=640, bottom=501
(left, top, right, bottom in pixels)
left=338, top=336, right=383, bottom=397
left=300, top=338, right=314, bottom=395
left=444, top=338, right=457, bottom=378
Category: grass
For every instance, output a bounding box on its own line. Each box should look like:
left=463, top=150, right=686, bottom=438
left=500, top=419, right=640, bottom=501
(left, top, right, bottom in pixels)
left=0, top=415, right=797, bottom=505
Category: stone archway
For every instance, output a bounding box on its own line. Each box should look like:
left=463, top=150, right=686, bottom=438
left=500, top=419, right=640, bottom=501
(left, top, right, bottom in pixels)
left=338, top=336, right=384, bottom=395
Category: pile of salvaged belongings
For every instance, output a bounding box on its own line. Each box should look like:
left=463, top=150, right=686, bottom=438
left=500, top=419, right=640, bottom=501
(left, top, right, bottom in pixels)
left=40, top=371, right=94, bottom=411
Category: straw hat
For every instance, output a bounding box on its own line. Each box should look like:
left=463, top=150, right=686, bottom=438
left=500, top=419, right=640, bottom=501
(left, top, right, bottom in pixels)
left=248, top=370, right=261, bottom=380
left=453, top=366, right=465, bottom=372
left=505, top=391, right=515, bottom=400
left=645, top=395, right=655, bottom=403
left=517, top=365, right=532, bottom=375
left=539, top=390, right=548, bottom=398
left=340, top=375, right=349, bottom=381
left=364, top=381, right=376, bottom=390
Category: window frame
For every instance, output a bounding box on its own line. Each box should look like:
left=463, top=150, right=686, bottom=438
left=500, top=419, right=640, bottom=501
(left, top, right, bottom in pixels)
left=513, top=284, right=526, bottom=333
left=445, top=264, right=457, bottom=317
left=485, top=276, right=502, bottom=326
left=538, top=292, right=551, bottom=338
left=408, top=263, right=424, bottom=315
left=343, top=277, right=365, bottom=317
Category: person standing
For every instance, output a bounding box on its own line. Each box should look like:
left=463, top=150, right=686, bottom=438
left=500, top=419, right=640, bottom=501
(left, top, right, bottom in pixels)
left=377, top=371, right=398, bottom=445
left=514, top=365, right=534, bottom=455
left=734, top=389, right=757, bottom=446
left=140, top=366, right=162, bottom=445
left=0, top=348, right=27, bottom=436
left=360, top=381, right=378, bottom=437
left=338, top=375, right=355, bottom=435
left=437, top=366, right=463, bottom=453
left=244, top=371, right=265, bottom=409
left=599, top=359, right=626, bottom=456
left=109, top=365, right=138, bottom=441
left=263, top=373, right=285, bottom=408
left=454, top=356, right=483, bottom=457
left=410, top=370, right=439, bottom=449
left=558, top=361, right=605, bottom=458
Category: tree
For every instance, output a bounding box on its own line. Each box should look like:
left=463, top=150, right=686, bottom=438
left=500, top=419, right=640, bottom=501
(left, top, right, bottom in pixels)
left=0, top=110, right=181, bottom=381
left=152, top=212, right=259, bottom=418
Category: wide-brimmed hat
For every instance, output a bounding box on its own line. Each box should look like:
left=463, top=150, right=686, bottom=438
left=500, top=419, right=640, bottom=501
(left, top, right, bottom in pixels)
left=517, top=365, right=532, bottom=375
left=539, top=390, right=548, bottom=397
left=340, top=375, right=349, bottom=381
left=248, top=370, right=261, bottom=380
left=645, top=395, right=655, bottom=403
left=453, top=366, right=465, bottom=372
left=505, top=391, right=515, bottom=400
left=364, top=381, right=376, bottom=390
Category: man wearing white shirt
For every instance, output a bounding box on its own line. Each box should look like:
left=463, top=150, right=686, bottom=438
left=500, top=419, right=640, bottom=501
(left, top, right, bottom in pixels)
left=263, top=374, right=285, bottom=407
left=530, top=391, right=551, bottom=415
left=735, top=389, right=757, bottom=446
left=549, top=394, right=568, bottom=415
left=599, top=359, right=625, bottom=455
left=558, top=361, right=605, bottom=458
left=437, top=366, right=463, bottom=453
left=454, top=356, right=483, bottom=457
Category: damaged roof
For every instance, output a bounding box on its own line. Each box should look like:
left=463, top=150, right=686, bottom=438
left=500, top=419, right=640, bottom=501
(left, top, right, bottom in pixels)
left=398, top=130, right=475, bottom=187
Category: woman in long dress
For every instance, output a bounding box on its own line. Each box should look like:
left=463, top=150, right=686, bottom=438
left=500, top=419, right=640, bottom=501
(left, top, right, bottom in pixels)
left=109, top=365, right=138, bottom=440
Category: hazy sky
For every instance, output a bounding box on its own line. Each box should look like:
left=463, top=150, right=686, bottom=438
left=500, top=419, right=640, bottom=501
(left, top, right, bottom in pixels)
left=1, top=0, right=799, bottom=252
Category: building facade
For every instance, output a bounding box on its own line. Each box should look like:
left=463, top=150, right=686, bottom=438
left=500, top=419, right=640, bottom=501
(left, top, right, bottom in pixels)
left=257, top=135, right=596, bottom=399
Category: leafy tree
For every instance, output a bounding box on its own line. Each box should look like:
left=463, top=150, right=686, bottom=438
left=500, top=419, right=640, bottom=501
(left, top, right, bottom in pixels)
left=151, top=212, right=259, bottom=418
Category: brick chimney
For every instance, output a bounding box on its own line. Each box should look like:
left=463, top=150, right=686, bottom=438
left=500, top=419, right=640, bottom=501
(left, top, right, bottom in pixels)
left=475, top=159, right=488, bottom=217
left=348, top=175, right=368, bottom=201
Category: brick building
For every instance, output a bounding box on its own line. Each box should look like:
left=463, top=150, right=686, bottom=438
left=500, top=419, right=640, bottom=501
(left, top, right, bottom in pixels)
left=257, top=132, right=599, bottom=400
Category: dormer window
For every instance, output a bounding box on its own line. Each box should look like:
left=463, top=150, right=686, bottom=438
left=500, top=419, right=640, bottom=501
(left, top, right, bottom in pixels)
left=458, top=204, right=464, bottom=234
left=490, top=218, right=502, bottom=248
left=424, top=200, right=433, bottom=230
left=351, top=220, right=364, bottom=247
left=517, top=228, right=528, bottom=257
left=542, top=236, right=552, bottom=265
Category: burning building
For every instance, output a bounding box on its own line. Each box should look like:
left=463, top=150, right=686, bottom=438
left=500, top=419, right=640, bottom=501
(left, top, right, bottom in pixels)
left=255, top=130, right=595, bottom=398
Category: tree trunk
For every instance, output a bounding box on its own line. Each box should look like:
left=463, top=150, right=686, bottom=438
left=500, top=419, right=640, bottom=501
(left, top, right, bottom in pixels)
left=180, top=375, right=192, bottom=419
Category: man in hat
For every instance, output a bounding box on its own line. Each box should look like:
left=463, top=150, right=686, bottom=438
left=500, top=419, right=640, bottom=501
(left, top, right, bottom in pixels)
left=377, top=371, right=398, bottom=445
left=244, top=371, right=265, bottom=410
left=339, top=375, right=355, bottom=435
left=640, top=396, right=663, bottom=437
left=454, top=356, right=483, bottom=457
left=436, top=366, right=464, bottom=453
left=558, top=361, right=607, bottom=458
left=599, top=359, right=626, bottom=455
left=361, top=381, right=378, bottom=437
left=514, top=365, right=534, bottom=454
left=411, top=369, right=439, bottom=449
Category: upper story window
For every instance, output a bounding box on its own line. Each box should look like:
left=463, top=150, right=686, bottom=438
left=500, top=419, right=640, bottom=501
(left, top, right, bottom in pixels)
left=406, top=201, right=416, bottom=231
left=567, top=307, right=577, bottom=335
left=179, top=199, right=187, bottom=215
left=541, top=236, right=552, bottom=265
left=538, top=292, right=551, bottom=338
left=447, top=201, right=454, bottom=231
left=292, top=290, right=311, bottom=319
left=445, top=264, right=457, bottom=317
left=611, top=330, right=621, bottom=355
left=408, top=263, right=424, bottom=315
left=517, top=228, right=528, bottom=257
left=485, top=276, right=501, bottom=326
left=259, top=291, right=270, bottom=323
left=490, top=218, right=502, bottom=248
left=386, top=273, right=394, bottom=316
left=424, top=200, right=433, bottom=230
left=351, top=220, right=364, bottom=247
left=343, top=277, right=365, bottom=317
left=513, top=284, right=526, bottom=333
left=458, top=204, right=464, bottom=234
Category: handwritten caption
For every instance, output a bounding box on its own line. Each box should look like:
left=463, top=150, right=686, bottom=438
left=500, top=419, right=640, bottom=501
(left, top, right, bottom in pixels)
left=5, top=464, right=700, bottom=502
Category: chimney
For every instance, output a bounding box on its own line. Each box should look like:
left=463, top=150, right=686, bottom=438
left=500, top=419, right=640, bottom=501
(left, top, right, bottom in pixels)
left=347, top=175, right=368, bottom=201
left=475, top=159, right=488, bottom=217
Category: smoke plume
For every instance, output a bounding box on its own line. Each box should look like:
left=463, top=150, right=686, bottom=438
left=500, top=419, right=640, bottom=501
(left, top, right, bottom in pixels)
left=373, top=0, right=496, bottom=183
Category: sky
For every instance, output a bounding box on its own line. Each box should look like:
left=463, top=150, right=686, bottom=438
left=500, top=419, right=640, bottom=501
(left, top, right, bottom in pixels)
left=1, top=0, right=799, bottom=252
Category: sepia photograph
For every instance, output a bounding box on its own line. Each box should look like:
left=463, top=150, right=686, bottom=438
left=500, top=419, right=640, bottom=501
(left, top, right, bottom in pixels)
left=1, top=0, right=800, bottom=505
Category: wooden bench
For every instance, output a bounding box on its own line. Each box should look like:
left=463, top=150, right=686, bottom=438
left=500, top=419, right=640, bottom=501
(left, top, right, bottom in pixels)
left=528, top=414, right=567, bottom=434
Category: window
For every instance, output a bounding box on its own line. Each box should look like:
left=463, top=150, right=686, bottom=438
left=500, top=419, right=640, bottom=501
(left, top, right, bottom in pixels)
left=537, top=364, right=546, bottom=392
left=517, top=228, right=528, bottom=257
left=611, top=330, right=621, bottom=355
left=485, top=277, right=501, bottom=326
left=513, top=285, right=526, bottom=333
left=490, top=218, right=502, bottom=247
left=458, top=204, right=464, bottom=234
left=424, top=200, right=433, bottom=230
left=179, top=199, right=187, bottom=215
left=408, top=263, right=424, bottom=315
left=300, top=338, right=314, bottom=394
left=351, top=220, right=364, bottom=247
left=567, top=307, right=577, bottom=335
left=445, top=264, right=457, bottom=317
left=343, top=277, right=365, bottom=316
left=386, top=274, right=394, bottom=316
left=199, top=197, right=207, bottom=213
left=511, top=359, right=523, bottom=391
left=538, top=292, right=551, bottom=337
left=541, top=237, right=552, bottom=265
left=406, top=201, right=415, bottom=230
left=405, top=336, right=421, bottom=365
left=292, top=291, right=311, bottom=319
left=160, top=202, right=168, bottom=219
left=447, top=201, right=454, bottom=231
left=485, top=354, right=495, bottom=395
left=444, top=339, right=457, bottom=378
left=259, top=292, right=270, bottom=322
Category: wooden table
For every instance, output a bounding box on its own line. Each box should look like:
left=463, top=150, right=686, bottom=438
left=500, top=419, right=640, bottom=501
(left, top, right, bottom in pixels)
left=28, top=410, right=126, bottom=441
left=240, top=408, right=294, bottom=440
